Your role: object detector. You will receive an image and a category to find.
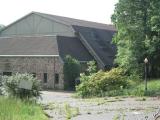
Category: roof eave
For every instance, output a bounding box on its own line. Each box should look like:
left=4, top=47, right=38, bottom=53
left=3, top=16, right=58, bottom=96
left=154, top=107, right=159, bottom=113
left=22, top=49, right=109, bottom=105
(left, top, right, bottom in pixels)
left=0, top=55, right=59, bottom=57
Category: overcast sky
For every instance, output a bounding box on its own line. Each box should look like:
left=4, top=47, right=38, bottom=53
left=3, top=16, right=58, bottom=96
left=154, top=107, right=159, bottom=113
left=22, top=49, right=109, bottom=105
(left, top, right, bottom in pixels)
left=0, top=0, right=118, bottom=26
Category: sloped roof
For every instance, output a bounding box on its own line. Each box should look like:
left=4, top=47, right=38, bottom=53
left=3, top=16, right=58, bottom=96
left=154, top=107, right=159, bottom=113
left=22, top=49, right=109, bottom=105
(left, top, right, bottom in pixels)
left=0, top=35, right=93, bottom=62
left=34, top=12, right=115, bottom=30
left=72, top=25, right=116, bottom=68
left=57, top=36, right=93, bottom=61
left=0, top=36, right=59, bottom=55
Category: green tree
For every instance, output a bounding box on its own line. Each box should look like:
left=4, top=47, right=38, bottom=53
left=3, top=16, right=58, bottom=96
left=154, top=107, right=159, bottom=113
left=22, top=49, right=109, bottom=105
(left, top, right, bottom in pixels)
left=112, top=0, right=160, bottom=77
left=147, top=0, right=160, bottom=77
left=63, top=55, right=80, bottom=90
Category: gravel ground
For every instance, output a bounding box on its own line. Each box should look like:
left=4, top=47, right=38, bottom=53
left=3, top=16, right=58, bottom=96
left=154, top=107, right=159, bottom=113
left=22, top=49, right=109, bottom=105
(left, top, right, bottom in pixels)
left=40, top=91, right=160, bottom=120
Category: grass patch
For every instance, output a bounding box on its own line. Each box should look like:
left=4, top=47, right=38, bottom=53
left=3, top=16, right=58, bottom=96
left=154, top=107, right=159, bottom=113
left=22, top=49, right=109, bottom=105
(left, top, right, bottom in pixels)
left=79, top=97, right=108, bottom=105
left=43, top=102, right=80, bottom=120
left=128, top=79, right=160, bottom=96
left=104, top=79, right=160, bottom=97
left=135, top=97, right=146, bottom=101
left=0, top=96, right=47, bottom=120
left=64, top=103, right=80, bottom=119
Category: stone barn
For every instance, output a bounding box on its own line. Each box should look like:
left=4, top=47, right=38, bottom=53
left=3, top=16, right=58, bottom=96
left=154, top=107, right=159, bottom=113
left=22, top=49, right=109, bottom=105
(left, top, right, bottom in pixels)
left=0, top=12, right=116, bottom=89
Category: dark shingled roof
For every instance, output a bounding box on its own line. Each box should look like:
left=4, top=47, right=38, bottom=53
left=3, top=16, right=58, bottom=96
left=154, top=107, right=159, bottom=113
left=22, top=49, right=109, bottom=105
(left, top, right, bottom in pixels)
left=57, top=36, right=93, bottom=61
left=72, top=25, right=116, bottom=67
left=0, top=36, right=59, bottom=55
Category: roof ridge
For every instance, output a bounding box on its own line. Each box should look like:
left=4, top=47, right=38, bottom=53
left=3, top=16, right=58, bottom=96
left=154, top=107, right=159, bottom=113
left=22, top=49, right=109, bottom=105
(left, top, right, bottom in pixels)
left=32, top=11, right=115, bottom=30
left=33, top=11, right=113, bottom=26
left=33, top=12, right=70, bottom=26
left=0, top=11, right=115, bottom=33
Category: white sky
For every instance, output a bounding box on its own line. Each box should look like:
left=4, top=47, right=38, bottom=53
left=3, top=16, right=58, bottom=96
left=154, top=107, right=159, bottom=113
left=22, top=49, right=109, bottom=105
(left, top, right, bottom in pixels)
left=0, top=0, right=118, bottom=26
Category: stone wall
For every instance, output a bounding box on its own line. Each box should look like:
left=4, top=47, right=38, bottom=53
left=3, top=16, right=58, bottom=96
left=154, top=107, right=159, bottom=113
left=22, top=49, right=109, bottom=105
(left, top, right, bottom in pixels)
left=0, top=56, right=64, bottom=89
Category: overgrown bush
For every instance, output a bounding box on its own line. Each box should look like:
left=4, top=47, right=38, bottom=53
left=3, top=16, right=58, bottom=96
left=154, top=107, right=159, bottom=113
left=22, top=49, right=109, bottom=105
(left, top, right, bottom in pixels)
left=1, top=73, right=41, bottom=100
left=86, top=61, right=97, bottom=75
left=63, top=55, right=80, bottom=90
left=76, top=68, right=131, bottom=97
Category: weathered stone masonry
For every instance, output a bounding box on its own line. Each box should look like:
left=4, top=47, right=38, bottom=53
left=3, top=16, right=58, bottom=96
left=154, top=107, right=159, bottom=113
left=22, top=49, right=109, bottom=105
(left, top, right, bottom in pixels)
left=0, top=57, right=64, bottom=89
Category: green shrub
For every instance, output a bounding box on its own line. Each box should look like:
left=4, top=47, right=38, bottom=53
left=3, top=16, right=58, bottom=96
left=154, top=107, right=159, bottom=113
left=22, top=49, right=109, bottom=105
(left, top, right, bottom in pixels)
left=76, top=68, right=130, bottom=97
left=97, top=68, right=128, bottom=91
left=86, top=61, right=97, bottom=75
left=2, top=73, right=41, bottom=100
left=79, top=73, right=90, bottom=83
left=104, top=89, right=125, bottom=97
left=63, top=55, right=80, bottom=90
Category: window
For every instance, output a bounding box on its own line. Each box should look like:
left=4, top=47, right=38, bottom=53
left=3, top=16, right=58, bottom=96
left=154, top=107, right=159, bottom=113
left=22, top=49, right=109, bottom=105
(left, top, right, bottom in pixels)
left=43, top=73, right=47, bottom=83
left=32, top=73, right=36, bottom=78
left=55, top=73, right=59, bottom=84
left=3, top=72, right=12, bottom=76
